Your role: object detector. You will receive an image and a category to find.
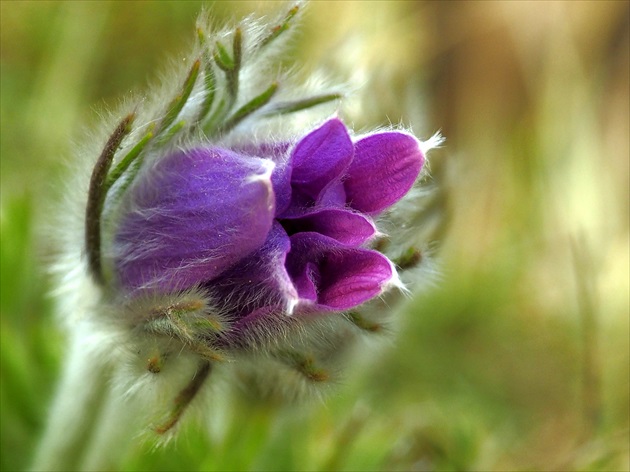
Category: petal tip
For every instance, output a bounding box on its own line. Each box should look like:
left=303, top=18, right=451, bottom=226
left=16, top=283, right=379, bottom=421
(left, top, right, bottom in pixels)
left=244, top=159, right=276, bottom=211
left=346, top=131, right=425, bottom=214
left=420, top=131, right=444, bottom=155
left=285, top=295, right=300, bottom=316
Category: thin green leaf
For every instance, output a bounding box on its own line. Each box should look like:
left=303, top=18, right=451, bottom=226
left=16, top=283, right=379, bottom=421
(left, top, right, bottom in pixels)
left=214, top=29, right=242, bottom=104
left=232, top=28, right=242, bottom=71
left=157, top=59, right=200, bottom=134
left=263, top=93, right=341, bottom=116
left=85, top=113, right=135, bottom=284
left=196, top=26, right=207, bottom=47
left=202, top=97, right=227, bottom=136
left=213, top=41, right=234, bottom=71
left=394, top=247, right=423, bottom=270
left=219, top=82, right=278, bottom=134
left=196, top=61, right=217, bottom=124
left=156, top=120, right=186, bottom=146
left=346, top=311, right=383, bottom=333
left=154, top=361, right=212, bottom=434
left=104, top=124, right=155, bottom=192
left=260, top=5, right=299, bottom=48
left=275, top=350, right=329, bottom=383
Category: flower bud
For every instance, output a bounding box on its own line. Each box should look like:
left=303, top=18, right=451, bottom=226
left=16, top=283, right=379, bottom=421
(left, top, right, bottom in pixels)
left=52, top=3, right=441, bottom=441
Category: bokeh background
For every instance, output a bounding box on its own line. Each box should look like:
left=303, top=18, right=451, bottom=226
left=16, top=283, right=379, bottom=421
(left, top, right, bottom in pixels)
left=1, top=1, right=628, bottom=470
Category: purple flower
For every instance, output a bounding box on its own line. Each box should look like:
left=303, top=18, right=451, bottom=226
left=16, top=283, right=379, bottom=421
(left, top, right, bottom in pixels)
left=114, top=118, right=424, bottom=319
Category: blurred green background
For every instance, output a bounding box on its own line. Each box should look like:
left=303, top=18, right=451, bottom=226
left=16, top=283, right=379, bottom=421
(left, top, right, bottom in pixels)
left=1, top=1, right=628, bottom=470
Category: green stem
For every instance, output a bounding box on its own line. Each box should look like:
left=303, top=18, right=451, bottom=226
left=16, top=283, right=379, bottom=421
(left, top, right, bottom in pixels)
left=32, top=329, right=113, bottom=471
left=76, top=373, right=141, bottom=471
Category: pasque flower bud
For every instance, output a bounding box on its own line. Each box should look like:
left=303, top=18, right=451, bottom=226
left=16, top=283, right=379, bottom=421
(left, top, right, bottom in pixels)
left=37, top=6, right=441, bottom=466
left=114, top=119, right=424, bottom=316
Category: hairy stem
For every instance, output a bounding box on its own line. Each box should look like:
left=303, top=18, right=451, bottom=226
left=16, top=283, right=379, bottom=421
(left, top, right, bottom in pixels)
left=76, top=368, right=142, bottom=471
left=32, top=327, right=112, bottom=471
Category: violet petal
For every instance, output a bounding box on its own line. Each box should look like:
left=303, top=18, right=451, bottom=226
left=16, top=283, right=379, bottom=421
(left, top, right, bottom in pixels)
left=234, top=142, right=293, bottom=214
left=271, top=161, right=293, bottom=216
left=208, top=222, right=298, bottom=314
left=345, top=132, right=424, bottom=214
left=317, top=247, right=393, bottom=310
left=287, top=232, right=394, bottom=311
left=290, top=119, right=353, bottom=201
left=291, top=261, right=320, bottom=304
left=316, top=180, right=346, bottom=207
left=281, top=208, right=375, bottom=246
left=115, top=147, right=275, bottom=293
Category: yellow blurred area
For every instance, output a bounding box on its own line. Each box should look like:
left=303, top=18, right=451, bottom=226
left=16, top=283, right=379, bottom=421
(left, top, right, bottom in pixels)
left=302, top=1, right=629, bottom=331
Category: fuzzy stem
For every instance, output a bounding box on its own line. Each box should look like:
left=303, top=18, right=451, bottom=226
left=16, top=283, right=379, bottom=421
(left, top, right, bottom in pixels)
left=31, top=328, right=113, bottom=471
left=76, top=368, right=141, bottom=471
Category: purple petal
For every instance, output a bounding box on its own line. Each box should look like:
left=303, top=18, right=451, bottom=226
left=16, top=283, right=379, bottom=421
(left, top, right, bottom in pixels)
left=280, top=208, right=375, bottom=246
left=115, top=147, right=275, bottom=293
left=233, top=142, right=293, bottom=215
left=316, top=247, right=394, bottom=310
left=287, top=232, right=394, bottom=311
left=290, top=119, right=353, bottom=201
left=271, top=161, right=293, bottom=216
left=208, top=222, right=298, bottom=314
left=345, top=132, right=424, bottom=214
left=291, top=261, right=319, bottom=304
left=316, top=180, right=346, bottom=207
